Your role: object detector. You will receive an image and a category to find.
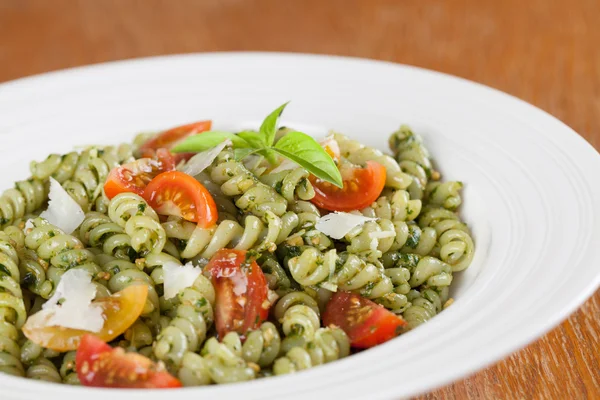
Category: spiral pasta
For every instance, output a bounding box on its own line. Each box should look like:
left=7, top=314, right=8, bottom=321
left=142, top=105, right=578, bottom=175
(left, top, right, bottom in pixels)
left=0, top=122, right=474, bottom=386
left=388, top=125, right=438, bottom=200
left=0, top=179, right=47, bottom=229
left=163, top=211, right=298, bottom=260
left=273, top=327, right=350, bottom=375
left=22, top=218, right=105, bottom=298
left=259, top=168, right=315, bottom=202
left=210, top=152, right=288, bottom=218
left=108, top=193, right=167, bottom=256
left=153, top=274, right=215, bottom=371
left=334, top=132, right=413, bottom=190
left=79, top=212, right=135, bottom=260
left=0, top=231, right=27, bottom=377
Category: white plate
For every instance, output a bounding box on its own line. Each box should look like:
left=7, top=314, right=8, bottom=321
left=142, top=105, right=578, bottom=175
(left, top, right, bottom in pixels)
left=1, top=53, right=599, bottom=400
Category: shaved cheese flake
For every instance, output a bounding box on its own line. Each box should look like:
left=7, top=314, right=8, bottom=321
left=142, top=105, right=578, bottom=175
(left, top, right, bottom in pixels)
left=39, top=177, right=85, bottom=234
left=27, top=269, right=104, bottom=332
left=315, top=212, right=377, bottom=239
left=180, top=140, right=231, bottom=177
left=163, top=261, right=203, bottom=299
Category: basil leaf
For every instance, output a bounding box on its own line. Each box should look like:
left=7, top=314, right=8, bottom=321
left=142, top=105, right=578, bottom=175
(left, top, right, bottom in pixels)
left=273, top=131, right=343, bottom=188
left=172, top=131, right=249, bottom=153
left=260, top=102, right=289, bottom=147
left=234, top=148, right=259, bottom=161
left=237, top=130, right=267, bottom=149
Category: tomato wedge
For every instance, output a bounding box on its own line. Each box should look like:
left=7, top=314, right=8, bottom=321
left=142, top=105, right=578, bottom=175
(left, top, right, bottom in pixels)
left=76, top=334, right=181, bottom=388
left=142, top=171, right=218, bottom=228
left=204, top=249, right=269, bottom=338
left=103, top=149, right=176, bottom=200
left=22, top=285, right=148, bottom=352
left=309, top=160, right=386, bottom=212
left=139, top=120, right=211, bottom=154
left=323, top=291, right=406, bottom=348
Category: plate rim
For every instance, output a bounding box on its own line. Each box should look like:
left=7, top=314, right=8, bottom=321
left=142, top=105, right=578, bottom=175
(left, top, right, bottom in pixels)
left=0, top=51, right=599, bottom=399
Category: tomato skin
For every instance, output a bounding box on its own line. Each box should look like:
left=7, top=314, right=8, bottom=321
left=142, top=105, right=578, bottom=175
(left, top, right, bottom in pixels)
left=142, top=171, right=218, bottom=228
left=139, top=120, right=212, bottom=153
left=310, top=161, right=387, bottom=212
left=204, top=249, right=269, bottom=339
left=76, top=334, right=181, bottom=388
left=103, top=151, right=176, bottom=200
left=323, top=291, right=406, bottom=349
left=140, top=148, right=195, bottom=165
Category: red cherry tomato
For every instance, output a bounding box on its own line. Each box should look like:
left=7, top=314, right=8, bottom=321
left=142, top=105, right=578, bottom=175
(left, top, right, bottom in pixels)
left=323, top=291, right=406, bottom=348
left=139, top=120, right=212, bottom=153
left=204, top=249, right=269, bottom=338
left=103, top=149, right=175, bottom=200
left=309, top=161, right=386, bottom=212
left=76, top=334, right=181, bottom=388
left=142, top=170, right=218, bottom=228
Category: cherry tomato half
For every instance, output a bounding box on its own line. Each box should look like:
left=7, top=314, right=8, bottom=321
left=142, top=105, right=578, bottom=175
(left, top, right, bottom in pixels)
left=23, top=285, right=148, bottom=352
left=323, top=291, right=406, bottom=348
left=142, top=170, right=218, bottom=228
left=76, top=334, right=181, bottom=388
left=139, top=120, right=212, bottom=153
left=309, top=160, right=386, bottom=212
left=103, top=149, right=176, bottom=200
left=204, top=249, right=269, bottom=339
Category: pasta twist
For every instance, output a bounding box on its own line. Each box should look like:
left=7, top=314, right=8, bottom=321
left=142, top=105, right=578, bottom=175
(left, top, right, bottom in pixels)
left=285, top=201, right=332, bottom=251
left=220, top=322, right=282, bottom=368
left=288, top=249, right=401, bottom=303
left=388, top=125, right=437, bottom=200
left=273, top=327, right=350, bottom=375
left=30, top=145, right=134, bottom=184
left=0, top=179, right=47, bottom=229
left=199, top=337, right=256, bottom=384
left=163, top=211, right=298, bottom=260
left=79, top=212, right=135, bottom=260
left=22, top=218, right=105, bottom=298
left=344, top=219, right=398, bottom=262
left=61, top=147, right=134, bottom=212
left=358, top=188, right=421, bottom=222
left=403, top=287, right=449, bottom=329
left=25, top=357, right=61, bottom=382
left=20, top=339, right=59, bottom=366
left=259, top=168, right=315, bottom=202
left=425, top=181, right=463, bottom=211
left=153, top=274, right=215, bottom=370
left=59, top=351, right=79, bottom=385
left=194, top=171, right=240, bottom=221
left=259, top=253, right=293, bottom=292
left=333, top=132, right=412, bottom=190
left=210, top=153, right=288, bottom=218
left=108, top=193, right=167, bottom=256
left=95, top=256, right=160, bottom=316
left=0, top=231, right=27, bottom=377
left=271, top=291, right=320, bottom=352
left=418, top=207, right=474, bottom=271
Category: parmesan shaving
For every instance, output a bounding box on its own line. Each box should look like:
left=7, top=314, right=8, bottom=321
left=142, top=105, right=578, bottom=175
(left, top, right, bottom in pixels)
left=179, top=140, right=231, bottom=177
left=315, top=212, right=377, bottom=239
left=163, top=261, right=203, bottom=300
left=39, top=177, right=85, bottom=234
left=26, top=269, right=104, bottom=332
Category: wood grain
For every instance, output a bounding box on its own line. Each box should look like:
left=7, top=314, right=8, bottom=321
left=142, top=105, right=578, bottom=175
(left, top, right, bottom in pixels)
left=0, top=0, right=599, bottom=398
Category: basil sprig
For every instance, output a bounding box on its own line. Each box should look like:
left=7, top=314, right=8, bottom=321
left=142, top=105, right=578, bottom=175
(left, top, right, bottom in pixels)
left=172, top=103, right=343, bottom=188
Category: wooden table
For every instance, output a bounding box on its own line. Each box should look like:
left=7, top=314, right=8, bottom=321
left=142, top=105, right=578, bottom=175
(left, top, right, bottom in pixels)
left=1, top=0, right=599, bottom=398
